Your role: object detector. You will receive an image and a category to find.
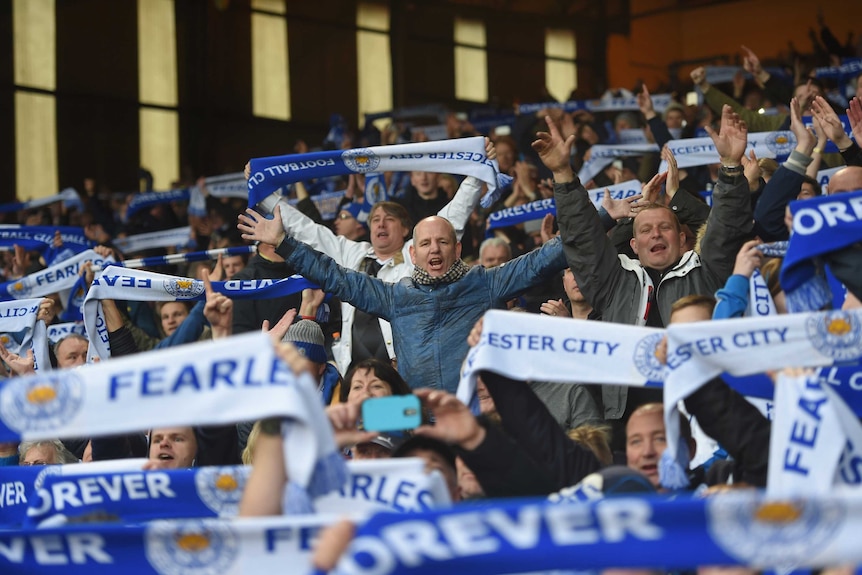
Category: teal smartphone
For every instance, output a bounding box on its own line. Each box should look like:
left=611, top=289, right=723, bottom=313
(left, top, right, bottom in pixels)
left=361, top=395, right=422, bottom=432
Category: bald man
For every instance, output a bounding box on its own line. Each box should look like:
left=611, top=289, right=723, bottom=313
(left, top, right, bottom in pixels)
left=239, top=211, right=567, bottom=392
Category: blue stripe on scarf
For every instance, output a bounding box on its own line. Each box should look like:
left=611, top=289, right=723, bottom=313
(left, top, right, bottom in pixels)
left=780, top=189, right=862, bottom=312
left=0, top=226, right=93, bottom=255
left=125, top=189, right=191, bottom=221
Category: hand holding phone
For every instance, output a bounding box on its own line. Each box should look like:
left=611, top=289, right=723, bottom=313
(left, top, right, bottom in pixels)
left=361, top=395, right=422, bottom=432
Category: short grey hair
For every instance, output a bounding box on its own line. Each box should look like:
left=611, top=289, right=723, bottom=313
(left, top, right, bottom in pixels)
left=19, top=439, right=79, bottom=465
left=53, top=334, right=89, bottom=358
left=479, top=237, right=512, bottom=261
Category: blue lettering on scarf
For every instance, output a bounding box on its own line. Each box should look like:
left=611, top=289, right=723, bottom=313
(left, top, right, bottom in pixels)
left=731, top=328, right=789, bottom=347
left=784, top=379, right=828, bottom=476
left=339, top=474, right=433, bottom=513
left=793, top=196, right=862, bottom=236
left=28, top=474, right=175, bottom=517
left=264, top=526, right=317, bottom=552
left=0, top=533, right=113, bottom=565
left=0, top=482, right=27, bottom=508
left=107, top=357, right=289, bottom=400
left=343, top=499, right=663, bottom=572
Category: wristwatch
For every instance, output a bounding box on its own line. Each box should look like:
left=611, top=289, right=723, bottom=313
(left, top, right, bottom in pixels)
left=720, top=164, right=744, bottom=177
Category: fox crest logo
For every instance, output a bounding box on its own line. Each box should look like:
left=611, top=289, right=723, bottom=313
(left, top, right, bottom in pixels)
left=342, top=149, right=380, bottom=173
left=163, top=279, right=205, bottom=299
left=145, top=519, right=240, bottom=575
left=806, top=311, right=862, bottom=362
left=0, top=373, right=85, bottom=433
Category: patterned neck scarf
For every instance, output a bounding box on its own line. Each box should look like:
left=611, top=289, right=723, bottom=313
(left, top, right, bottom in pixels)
left=412, top=259, right=471, bottom=286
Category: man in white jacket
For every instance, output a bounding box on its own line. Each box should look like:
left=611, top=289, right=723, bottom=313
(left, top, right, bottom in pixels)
left=252, top=139, right=493, bottom=376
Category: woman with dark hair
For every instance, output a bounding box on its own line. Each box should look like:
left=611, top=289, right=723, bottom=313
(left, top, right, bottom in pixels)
left=340, top=358, right=412, bottom=404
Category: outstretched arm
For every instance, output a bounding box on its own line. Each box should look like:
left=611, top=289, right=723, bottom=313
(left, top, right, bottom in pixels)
left=534, top=115, right=627, bottom=315
left=252, top=167, right=367, bottom=267
left=238, top=206, right=394, bottom=320
left=752, top=98, right=815, bottom=242
left=699, top=105, right=755, bottom=284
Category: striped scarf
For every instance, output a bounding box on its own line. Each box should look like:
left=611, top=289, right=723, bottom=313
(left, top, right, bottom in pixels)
left=411, top=259, right=470, bottom=286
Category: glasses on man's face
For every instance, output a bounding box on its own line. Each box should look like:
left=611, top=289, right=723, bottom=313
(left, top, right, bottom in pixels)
left=20, top=460, right=49, bottom=466
left=338, top=213, right=355, bottom=220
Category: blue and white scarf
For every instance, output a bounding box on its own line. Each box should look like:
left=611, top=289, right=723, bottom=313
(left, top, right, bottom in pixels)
left=82, top=267, right=317, bottom=359
left=0, top=514, right=338, bottom=575
left=0, top=299, right=50, bottom=372
left=46, top=322, right=87, bottom=344
left=333, top=490, right=862, bottom=575
left=456, top=310, right=665, bottom=409
left=703, top=66, right=787, bottom=85
left=108, top=245, right=256, bottom=271
left=0, top=188, right=82, bottom=214
left=485, top=180, right=640, bottom=233
left=518, top=93, right=674, bottom=115
left=247, top=137, right=510, bottom=210
left=0, top=332, right=347, bottom=514
left=364, top=172, right=389, bottom=205
left=113, top=227, right=194, bottom=255
left=17, top=458, right=450, bottom=529
left=0, top=226, right=93, bottom=260
left=747, top=269, right=777, bottom=317
left=187, top=172, right=252, bottom=217
left=768, top=371, right=862, bottom=498
left=124, top=188, right=191, bottom=221
left=578, top=144, right=658, bottom=183
left=662, top=309, right=862, bottom=489
left=0, top=249, right=112, bottom=302
left=780, top=190, right=862, bottom=313
left=288, top=189, right=348, bottom=221
left=813, top=58, right=862, bottom=79
left=659, top=131, right=799, bottom=172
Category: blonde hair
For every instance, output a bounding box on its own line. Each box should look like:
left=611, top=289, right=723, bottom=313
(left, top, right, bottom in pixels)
left=567, top=424, right=613, bottom=466
left=242, top=421, right=262, bottom=465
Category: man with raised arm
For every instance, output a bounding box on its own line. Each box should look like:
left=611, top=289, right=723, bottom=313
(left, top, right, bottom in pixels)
left=238, top=209, right=567, bottom=393
left=249, top=139, right=494, bottom=375
left=538, top=105, right=753, bottom=444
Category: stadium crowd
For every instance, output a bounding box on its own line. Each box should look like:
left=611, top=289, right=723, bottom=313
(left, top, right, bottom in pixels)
left=2, top=26, right=862, bottom=574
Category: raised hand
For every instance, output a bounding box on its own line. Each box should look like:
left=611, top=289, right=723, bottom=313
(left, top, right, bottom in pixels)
left=201, top=269, right=233, bottom=339
left=740, top=45, right=768, bottom=84
left=732, top=238, right=764, bottom=279
left=237, top=205, right=286, bottom=247
left=484, top=136, right=496, bottom=161
left=531, top=116, right=575, bottom=182
left=300, top=288, right=325, bottom=319
left=540, top=298, right=570, bottom=318
left=640, top=172, right=668, bottom=205
left=704, top=105, right=748, bottom=166
left=661, top=146, right=680, bottom=200
left=789, top=97, right=816, bottom=156
left=603, top=190, right=645, bottom=220
left=539, top=213, right=557, bottom=244
left=413, top=389, right=486, bottom=450
left=12, top=244, right=30, bottom=278
left=811, top=96, right=853, bottom=150
left=740, top=149, right=762, bottom=192
left=262, top=308, right=298, bottom=344
left=0, top=343, right=35, bottom=377
left=637, top=84, right=656, bottom=120
left=848, top=97, right=862, bottom=147
left=325, top=403, right=376, bottom=449
left=690, top=67, right=710, bottom=92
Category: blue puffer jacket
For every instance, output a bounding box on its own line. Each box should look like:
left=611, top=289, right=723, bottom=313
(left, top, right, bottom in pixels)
left=276, top=236, right=568, bottom=392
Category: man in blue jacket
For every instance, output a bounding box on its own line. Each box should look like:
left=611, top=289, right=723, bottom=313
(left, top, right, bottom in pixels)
left=238, top=211, right=567, bottom=393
